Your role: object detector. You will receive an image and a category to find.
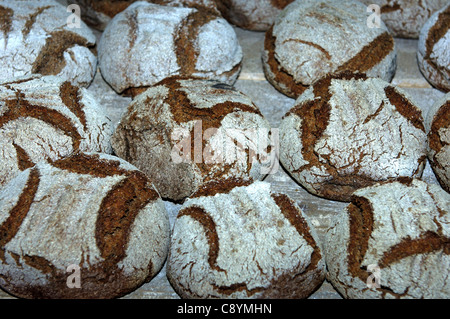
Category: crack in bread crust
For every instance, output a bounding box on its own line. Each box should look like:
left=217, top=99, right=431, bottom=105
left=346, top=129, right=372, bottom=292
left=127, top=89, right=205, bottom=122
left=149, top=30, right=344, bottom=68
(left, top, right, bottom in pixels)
left=1, top=90, right=83, bottom=152
left=95, top=171, right=159, bottom=268
left=174, top=10, right=216, bottom=75
left=0, top=5, right=13, bottom=46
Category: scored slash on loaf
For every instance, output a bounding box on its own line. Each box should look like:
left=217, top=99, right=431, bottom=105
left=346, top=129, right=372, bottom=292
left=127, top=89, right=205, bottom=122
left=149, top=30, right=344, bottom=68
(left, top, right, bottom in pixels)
left=111, top=76, right=274, bottom=202
left=426, top=93, right=450, bottom=193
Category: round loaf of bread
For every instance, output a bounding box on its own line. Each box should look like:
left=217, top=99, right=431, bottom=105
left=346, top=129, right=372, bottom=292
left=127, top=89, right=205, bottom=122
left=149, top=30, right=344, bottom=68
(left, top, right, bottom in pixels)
left=0, top=0, right=97, bottom=87
left=0, top=75, right=113, bottom=188
left=215, top=0, right=294, bottom=31
left=0, top=152, right=170, bottom=299
left=279, top=72, right=428, bottom=202
left=111, top=76, right=274, bottom=201
left=417, top=3, right=450, bottom=92
left=325, top=178, right=450, bottom=299
left=359, top=0, right=449, bottom=38
left=71, top=0, right=220, bottom=30
left=98, top=2, right=242, bottom=95
left=167, top=180, right=326, bottom=299
left=426, top=93, right=450, bottom=193
left=262, top=0, right=397, bottom=99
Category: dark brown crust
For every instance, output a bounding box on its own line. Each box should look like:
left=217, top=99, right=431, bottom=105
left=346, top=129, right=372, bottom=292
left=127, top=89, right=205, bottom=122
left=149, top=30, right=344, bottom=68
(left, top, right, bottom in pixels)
left=346, top=195, right=374, bottom=283
left=336, top=32, right=394, bottom=74
left=384, top=86, right=425, bottom=132
left=428, top=100, right=450, bottom=155
left=190, top=177, right=253, bottom=198
left=95, top=171, right=159, bottom=269
left=59, top=82, right=88, bottom=130
left=425, top=5, right=450, bottom=58
left=263, top=26, right=308, bottom=99
left=212, top=282, right=265, bottom=297
left=265, top=193, right=325, bottom=299
left=50, top=152, right=130, bottom=177
left=174, top=10, right=216, bottom=75
left=1, top=90, right=82, bottom=152
left=379, top=231, right=450, bottom=268
left=270, top=0, right=294, bottom=10
left=31, top=31, right=92, bottom=76
left=12, top=143, right=35, bottom=171
left=0, top=168, right=40, bottom=263
left=428, top=100, right=450, bottom=192
left=22, top=5, right=52, bottom=38
left=177, top=205, right=226, bottom=273
left=380, top=2, right=401, bottom=14
left=0, top=5, right=13, bottom=43
left=86, top=0, right=134, bottom=18
left=271, top=194, right=321, bottom=271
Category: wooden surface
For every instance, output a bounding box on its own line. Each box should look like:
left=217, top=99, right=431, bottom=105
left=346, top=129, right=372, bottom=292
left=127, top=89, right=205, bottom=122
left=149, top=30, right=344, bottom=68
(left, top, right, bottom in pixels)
left=0, top=25, right=446, bottom=300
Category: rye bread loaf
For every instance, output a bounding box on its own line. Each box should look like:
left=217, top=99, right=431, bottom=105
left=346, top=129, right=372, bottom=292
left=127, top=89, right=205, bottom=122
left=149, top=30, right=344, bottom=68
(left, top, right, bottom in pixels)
left=111, top=76, right=274, bottom=201
left=262, top=0, right=397, bottom=99
left=71, top=0, right=220, bottom=30
left=98, top=2, right=242, bottom=95
left=0, top=152, right=170, bottom=299
left=167, top=180, right=326, bottom=299
left=0, top=0, right=97, bottom=87
left=279, top=72, right=428, bottom=202
left=0, top=75, right=113, bottom=188
left=215, top=0, right=294, bottom=31
left=426, top=93, right=450, bottom=193
left=417, top=3, right=450, bottom=92
left=325, top=178, right=450, bottom=299
left=359, top=0, right=449, bottom=38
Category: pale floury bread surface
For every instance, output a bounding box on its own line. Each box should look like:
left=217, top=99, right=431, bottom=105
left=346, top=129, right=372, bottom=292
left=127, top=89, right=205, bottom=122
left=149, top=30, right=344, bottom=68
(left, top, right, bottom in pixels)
left=0, top=152, right=170, bottom=299
left=111, top=77, right=274, bottom=201
left=359, top=0, right=449, bottom=38
left=0, top=75, right=113, bottom=188
left=325, top=178, right=450, bottom=299
left=417, top=3, right=450, bottom=92
left=0, top=0, right=97, bottom=87
left=71, top=0, right=220, bottom=30
left=426, top=93, right=450, bottom=193
left=262, top=0, right=397, bottom=98
left=98, top=2, right=242, bottom=94
left=215, top=0, right=294, bottom=31
left=167, top=180, right=326, bottom=299
left=279, top=72, right=428, bottom=202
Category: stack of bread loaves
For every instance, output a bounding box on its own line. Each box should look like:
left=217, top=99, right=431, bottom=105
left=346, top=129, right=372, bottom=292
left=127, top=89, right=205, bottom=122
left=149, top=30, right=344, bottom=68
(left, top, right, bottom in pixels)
left=0, top=0, right=449, bottom=299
